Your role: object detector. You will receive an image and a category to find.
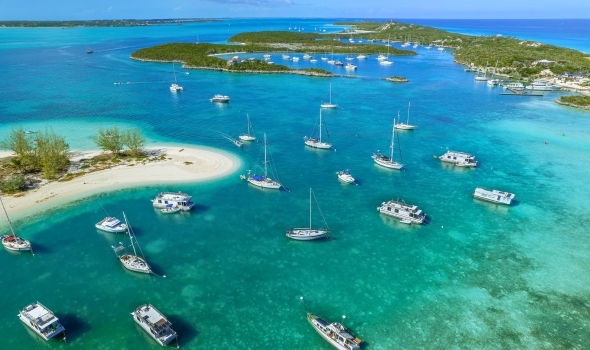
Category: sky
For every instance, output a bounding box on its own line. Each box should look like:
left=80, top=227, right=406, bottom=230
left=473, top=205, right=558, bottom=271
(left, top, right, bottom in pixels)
left=0, top=0, right=588, bottom=20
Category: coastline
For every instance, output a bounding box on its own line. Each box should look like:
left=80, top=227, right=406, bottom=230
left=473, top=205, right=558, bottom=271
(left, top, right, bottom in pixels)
left=1, top=146, right=239, bottom=223
left=554, top=99, right=590, bottom=110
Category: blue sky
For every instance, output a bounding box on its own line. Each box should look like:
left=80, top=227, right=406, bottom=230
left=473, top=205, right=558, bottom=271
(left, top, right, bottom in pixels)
left=0, top=0, right=588, bottom=20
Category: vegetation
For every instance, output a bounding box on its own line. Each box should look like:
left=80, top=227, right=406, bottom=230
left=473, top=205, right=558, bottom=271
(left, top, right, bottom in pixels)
left=557, top=95, right=590, bottom=109
left=336, top=21, right=590, bottom=77
left=0, top=127, right=70, bottom=180
left=385, top=76, right=408, bottom=82
left=94, top=126, right=123, bottom=155
left=0, top=174, right=27, bottom=194
left=0, top=19, right=220, bottom=28
left=122, top=128, right=146, bottom=157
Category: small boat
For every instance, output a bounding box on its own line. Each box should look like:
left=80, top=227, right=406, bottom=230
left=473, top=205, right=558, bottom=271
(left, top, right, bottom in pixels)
left=487, top=79, right=501, bottom=86
left=239, top=114, right=256, bottom=141
left=306, top=311, right=361, bottom=350
left=160, top=204, right=181, bottom=214
left=372, top=117, right=403, bottom=170
left=112, top=212, right=152, bottom=274
left=525, top=79, right=561, bottom=91
left=473, top=188, right=515, bottom=205
left=320, top=83, right=338, bottom=109
left=345, top=63, right=357, bottom=70
left=132, top=304, right=178, bottom=346
left=310, top=58, right=318, bottom=63
left=247, top=134, right=283, bottom=190
left=24, top=130, right=36, bottom=134
left=303, top=54, right=312, bottom=59
left=425, top=45, right=432, bottom=49
left=292, top=56, right=300, bottom=62
left=356, top=54, right=367, bottom=59
left=152, top=191, right=195, bottom=211
left=439, top=150, right=478, bottom=167
left=377, top=199, right=426, bottom=224
left=327, top=59, right=335, bottom=65
left=169, top=63, right=183, bottom=92
left=210, top=94, right=230, bottom=103
left=1, top=197, right=32, bottom=252
left=305, top=109, right=332, bottom=150
left=86, top=45, right=93, bottom=54
left=321, top=55, right=328, bottom=61
left=377, top=54, right=387, bottom=61
left=282, top=54, right=290, bottom=59
left=95, top=216, right=127, bottom=233
left=394, top=102, right=416, bottom=130
left=379, top=38, right=394, bottom=65
left=233, top=139, right=243, bottom=147
left=336, top=170, right=355, bottom=184
left=286, top=188, right=329, bottom=241
left=503, top=82, right=525, bottom=90
left=18, top=302, right=65, bottom=341
left=438, top=47, right=444, bottom=51
left=263, top=54, right=271, bottom=59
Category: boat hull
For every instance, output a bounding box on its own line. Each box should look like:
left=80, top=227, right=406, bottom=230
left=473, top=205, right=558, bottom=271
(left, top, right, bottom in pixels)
left=320, top=104, right=337, bottom=109
left=95, top=225, right=127, bottom=233
left=305, top=140, right=332, bottom=149
left=18, top=314, right=65, bottom=341
left=394, top=124, right=415, bottom=130
left=286, top=228, right=328, bottom=240
left=378, top=209, right=425, bottom=224
left=307, top=314, right=360, bottom=350
left=247, top=177, right=281, bottom=189
left=2, top=235, right=31, bottom=251
left=239, top=135, right=256, bottom=141
left=379, top=61, right=393, bottom=65
left=373, top=157, right=403, bottom=170
left=337, top=175, right=355, bottom=184
left=132, top=311, right=177, bottom=346
left=119, top=254, right=151, bottom=274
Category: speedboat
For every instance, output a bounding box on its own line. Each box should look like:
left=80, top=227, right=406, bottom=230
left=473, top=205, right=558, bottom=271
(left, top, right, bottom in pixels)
left=356, top=54, right=367, bottom=59
left=95, top=216, right=127, bottom=233
left=18, top=302, right=65, bottom=341
left=473, top=188, right=515, bottom=205
left=210, top=94, right=230, bottom=103
left=336, top=170, right=355, bottom=184
left=132, top=304, right=178, bottom=346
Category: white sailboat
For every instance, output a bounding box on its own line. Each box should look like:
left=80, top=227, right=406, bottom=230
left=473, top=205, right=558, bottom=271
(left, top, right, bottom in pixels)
left=380, top=37, right=393, bottom=66
left=304, top=109, right=332, bottom=150
left=1, top=197, right=32, bottom=253
left=394, top=102, right=416, bottom=130
left=112, top=212, right=152, bottom=274
left=475, top=62, right=488, bottom=81
left=286, top=188, right=329, bottom=240
left=239, top=114, right=256, bottom=141
left=372, top=118, right=404, bottom=170
left=247, top=134, right=282, bottom=189
left=169, top=63, right=183, bottom=92
left=320, top=83, right=338, bottom=109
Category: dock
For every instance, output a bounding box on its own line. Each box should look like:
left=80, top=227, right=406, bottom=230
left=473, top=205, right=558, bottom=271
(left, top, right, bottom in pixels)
left=500, top=87, right=544, bottom=97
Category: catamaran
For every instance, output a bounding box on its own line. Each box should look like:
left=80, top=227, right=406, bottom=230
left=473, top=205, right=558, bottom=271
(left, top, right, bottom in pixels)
left=1, top=197, right=32, bottom=253
left=286, top=188, right=330, bottom=240
left=169, top=63, right=183, bottom=92
left=132, top=304, right=178, bottom=346
left=320, top=83, right=338, bottom=109
left=372, top=118, right=403, bottom=170
left=18, top=302, right=65, bottom=341
left=394, top=102, right=416, bottom=130
left=247, top=134, right=282, bottom=190
left=305, top=109, right=332, bottom=149
left=239, top=114, right=256, bottom=141
left=112, top=212, right=152, bottom=274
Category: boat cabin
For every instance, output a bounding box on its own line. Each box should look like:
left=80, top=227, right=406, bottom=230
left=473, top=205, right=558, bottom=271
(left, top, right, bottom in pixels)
left=152, top=191, right=194, bottom=211
left=439, top=150, right=478, bottom=166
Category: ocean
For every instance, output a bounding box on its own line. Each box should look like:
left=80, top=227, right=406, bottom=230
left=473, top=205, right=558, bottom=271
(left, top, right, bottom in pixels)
left=1, top=19, right=589, bottom=349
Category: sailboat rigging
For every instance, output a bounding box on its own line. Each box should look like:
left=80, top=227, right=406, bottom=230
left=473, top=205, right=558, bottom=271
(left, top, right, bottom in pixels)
left=286, top=188, right=330, bottom=240
left=372, top=115, right=404, bottom=170
left=304, top=109, right=332, bottom=150
left=320, top=83, right=338, bottom=109
left=239, top=114, right=256, bottom=141
left=170, top=63, right=183, bottom=92
left=1, top=197, right=33, bottom=254
left=394, top=102, right=416, bottom=130
left=247, top=134, right=282, bottom=189
left=112, top=212, right=154, bottom=275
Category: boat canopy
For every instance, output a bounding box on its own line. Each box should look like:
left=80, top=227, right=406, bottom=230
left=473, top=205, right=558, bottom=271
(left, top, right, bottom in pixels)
left=252, top=175, right=264, bottom=181
left=166, top=204, right=173, bottom=208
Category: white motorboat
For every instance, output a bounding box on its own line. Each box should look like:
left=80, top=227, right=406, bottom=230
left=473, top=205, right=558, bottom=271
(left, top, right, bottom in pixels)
left=400, top=219, right=412, bottom=224
left=473, top=188, right=515, bottom=205
left=169, top=63, right=183, bottom=92
left=356, top=54, right=367, bottom=59
left=474, top=76, right=488, bottom=81
left=263, top=54, right=271, bottom=59
left=345, top=63, right=357, bottom=70
left=320, top=83, right=338, bottom=109
left=345, top=57, right=354, bottom=61
left=377, top=199, right=426, bottom=224
left=282, top=54, right=290, bottom=59
left=303, top=54, right=312, bottom=59
left=286, top=188, right=329, bottom=241
left=310, top=58, right=318, bottom=63
left=239, top=114, right=256, bottom=141
left=503, top=82, right=525, bottom=90
left=292, top=56, right=300, bottom=62
left=377, top=54, right=387, bottom=61
left=321, top=55, right=328, bottom=61
left=18, top=302, right=65, bottom=341
left=132, top=304, right=178, bottom=346
left=95, top=216, right=127, bottom=233
left=394, top=103, right=416, bottom=130
left=305, top=109, right=332, bottom=149
left=112, top=212, right=152, bottom=274
left=307, top=312, right=361, bottom=350
left=336, top=170, right=355, bottom=184
left=210, top=94, right=230, bottom=103
left=1, top=197, right=32, bottom=252
left=439, top=150, right=478, bottom=167
left=152, top=191, right=195, bottom=211
left=327, top=59, right=335, bottom=65
left=379, top=37, right=394, bottom=65
left=425, top=45, right=432, bottom=49
left=438, top=47, right=444, bottom=51
left=525, top=79, right=561, bottom=91
left=487, top=79, right=501, bottom=86
left=247, top=134, right=283, bottom=190
left=372, top=117, right=404, bottom=170
left=160, top=204, right=181, bottom=214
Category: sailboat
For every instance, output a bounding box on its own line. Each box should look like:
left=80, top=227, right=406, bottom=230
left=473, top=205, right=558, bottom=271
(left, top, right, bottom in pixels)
left=304, top=109, right=332, bottom=149
left=86, top=45, right=93, bottom=54
left=380, top=36, right=394, bottom=66
left=170, top=63, right=183, bottom=92
left=394, top=102, right=416, bottom=130
left=239, top=114, right=256, bottom=141
left=286, top=189, right=329, bottom=240
left=487, top=61, right=501, bottom=86
left=247, top=134, right=282, bottom=189
left=475, top=62, right=488, bottom=81
left=372, top=117, right=404, bottom=170
left=320, top=83, right=338, bottom=109
left=112, top=212, right=152, bottom=274
left=1, top=197, right=32, bottom=253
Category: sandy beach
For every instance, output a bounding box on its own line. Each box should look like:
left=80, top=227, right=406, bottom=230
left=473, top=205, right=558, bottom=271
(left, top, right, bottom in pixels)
left=1, top=146, right=238, bottom=222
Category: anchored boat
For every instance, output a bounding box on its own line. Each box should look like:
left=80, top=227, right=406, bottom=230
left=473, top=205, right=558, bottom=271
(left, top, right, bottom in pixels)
left=377, top=199, right=426, bottom=224
left=1, top=197, right=32, bottom=253
left=18, top=302, right=65, bottom=341
left=336, top=170, right=355, bottom=184
left=95, top=216, right=127, bottom=233
left=247, top=134, right=282, bottom=189
left=439, top=150, right=478, bottom=167
left=286, top=188, right=330, bottom=241
left=394, top=102, right=416, bottom=130
left=473, top=188, right=515, bottom=205
left=210, top=94, right=230, bottom=103
left=372, top=117, right=403, bottom=170
left=320, top=83, right=338, bottom=109
left=152, top=191, right=195, bottom=211
left=307, top=312, right=361, bottom=350
left=304, top=109, right=332, bottom=150
left=239, top=114, right=256, bottom=141
left=112, top=212, right=152, bottom=274
left=132, top=304, right=178, bottom=346
left=169, top=63, right=183, bottom=92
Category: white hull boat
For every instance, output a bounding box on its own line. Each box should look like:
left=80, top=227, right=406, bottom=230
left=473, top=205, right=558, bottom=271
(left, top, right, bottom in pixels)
left=247, top=134, right=283, bottom=190
left=210, top=94, right=230, bottom=103
left=95, top=216, right=127, bottom=233
left=394, top=103, right=416, bottom=130
left=239, top=114, right=256, bottom=141
left=473, top=188, right=515, bottom=205
left=160, top=204, right=181, bottom=214
left=286, top=189, right=329, bottom=241
left=1, top=197, right=32, bottom=252
left=132, top=304, right=177, bottom=346
left=152, top=191, right=195, bottom=211
left=169, top=63, right=183, bottom=91
left=307, top=312, right=361, bottom=350
left=321, top=83, right=338, bottom=108
left=439, top=150, right=478, bottom=167
left=373, top=116, right=404, bottom=170
left=18, top=302, right=65, bottom=341
left=112, top=212, right=153, bottom=274
left=377, top=199, right=426, bottom=224
left=305, top=109, right=332, bottom=150
left=336, top=170, right=355, bottom=184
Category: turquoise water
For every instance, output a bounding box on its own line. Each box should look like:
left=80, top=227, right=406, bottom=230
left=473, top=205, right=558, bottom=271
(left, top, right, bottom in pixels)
left=1, top=19, right=590, bottom=349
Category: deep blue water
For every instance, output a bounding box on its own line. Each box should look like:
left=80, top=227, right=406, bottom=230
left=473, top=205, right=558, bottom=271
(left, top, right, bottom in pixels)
left=1, top=19, right=590, bottom=350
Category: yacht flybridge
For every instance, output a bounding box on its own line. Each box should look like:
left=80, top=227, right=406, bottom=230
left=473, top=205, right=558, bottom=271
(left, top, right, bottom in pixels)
left=394, top=102, right=416, bottom=130
left=372, top=117, right=403, bottom=170
left=473, top=188, right=515, bottom=205
left=377, top=199, right=426, bottom=224
left=95, top=216, right=127, bottom=233
left=439, top=150, right=478, bottom=167
left=112, top=212, right=152, bottom=274
left=305, top=109, right=332, bottom=149
left=18, top=302, right=65, bottom=341
left=306, top=311, right=361, bottom=350
left=321, top=83, right=338, bottom=109
left=169, top=63, right=183, bottom=92
left=132, top=304, right=178, bottom=346
left=286, top=188, right=330, bottom=241
left=152, top=191, right=195, bottom=211
left=247, top=134, right=282, bottom=189
left=1, top=197, right=32, bottom=253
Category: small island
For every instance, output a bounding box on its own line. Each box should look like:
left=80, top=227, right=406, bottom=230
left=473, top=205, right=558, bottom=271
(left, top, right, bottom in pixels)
left=555, top=95, right=590, bottom=110
left=384, top=76, right=408, bottom=83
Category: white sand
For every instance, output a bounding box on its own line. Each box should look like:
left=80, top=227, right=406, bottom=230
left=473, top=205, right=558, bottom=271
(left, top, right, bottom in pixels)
left=1, top=146, right=238, bottom=222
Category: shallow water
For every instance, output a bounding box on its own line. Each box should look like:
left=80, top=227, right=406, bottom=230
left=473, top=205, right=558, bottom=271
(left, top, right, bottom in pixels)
left=1, top=19, right=590, bottom=349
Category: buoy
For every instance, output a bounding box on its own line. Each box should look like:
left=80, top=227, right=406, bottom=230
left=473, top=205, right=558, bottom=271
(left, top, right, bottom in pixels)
left=544, top=141, right=547, bottom=145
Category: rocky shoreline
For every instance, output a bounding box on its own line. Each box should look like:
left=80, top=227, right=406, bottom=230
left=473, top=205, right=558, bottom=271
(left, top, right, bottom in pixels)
left=555, top=99, right=590, bottom=111
left=130, top=56, right=335, bottom=77
left=383, top=77, right=408, bottom=83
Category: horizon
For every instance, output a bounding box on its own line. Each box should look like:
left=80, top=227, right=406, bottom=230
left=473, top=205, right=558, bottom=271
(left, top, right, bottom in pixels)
left=2, top=17, right=590, bottom=21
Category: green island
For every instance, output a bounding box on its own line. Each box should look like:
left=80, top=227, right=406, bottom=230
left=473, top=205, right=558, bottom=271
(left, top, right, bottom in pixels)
left=555, top=95, right=590, bottom=110
left=0, top=19, right=220, bottom=28
left=384, top=76, right=408, bottom=83
left=335, top=21, right=590, bottom=78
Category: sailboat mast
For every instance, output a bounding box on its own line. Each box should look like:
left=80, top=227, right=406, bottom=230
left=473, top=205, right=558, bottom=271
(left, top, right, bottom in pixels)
left=0, top=197, right=17, bottom=237
left=123, top=212, right=138, bottom=256
left=391, top=117, right=396, bottom=161
left=319, top=109, right=322, bottom=143
left=407, top=102, right=411, bottom=124
left=309, top=188, right=312, bottom=229
left=247, top=114, right=251, bottom=137
left=329, top=83, right=332, bottom=104
left=264, top=133, right=268, bottom=178
left=173, top=63, right=178, bottom=84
